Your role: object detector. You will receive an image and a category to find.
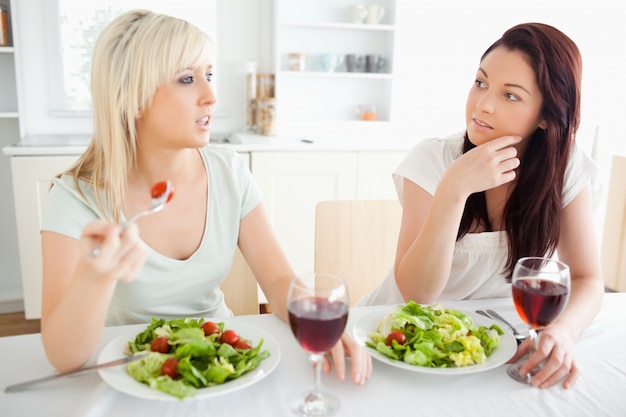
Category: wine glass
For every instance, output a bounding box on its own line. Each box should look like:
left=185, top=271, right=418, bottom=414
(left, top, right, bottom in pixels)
left=507, top=257, right=571, bottom=384
left=287, top=272, right=350, bottom=416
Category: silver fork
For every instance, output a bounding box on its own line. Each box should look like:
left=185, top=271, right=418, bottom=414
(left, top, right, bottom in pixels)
left=476, top=309, right=526, bottom=345
left=89, top=180, right=173, bottom=257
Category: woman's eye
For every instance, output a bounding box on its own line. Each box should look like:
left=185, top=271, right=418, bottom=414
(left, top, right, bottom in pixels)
left=474, top=79, right=486, bottom=89
left=206, top=72, right=213, bottom=82
left=180, top=75, right=194, bottom=84
left=505, top=92, right=520, bottom=102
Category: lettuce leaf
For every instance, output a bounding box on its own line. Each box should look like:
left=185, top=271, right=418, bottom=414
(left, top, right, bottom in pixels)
left=368, top=302, right=502, bottom=368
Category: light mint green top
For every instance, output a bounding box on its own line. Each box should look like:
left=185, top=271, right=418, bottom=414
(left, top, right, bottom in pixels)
left=41, top=146, right=262, bottom=325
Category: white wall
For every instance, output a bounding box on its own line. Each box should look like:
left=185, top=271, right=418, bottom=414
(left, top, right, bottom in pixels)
left=390, top=0, right=626, bottom=235
left=1, top=0, right=623, bottom=308
left=392, top=1, right=626, bottom=157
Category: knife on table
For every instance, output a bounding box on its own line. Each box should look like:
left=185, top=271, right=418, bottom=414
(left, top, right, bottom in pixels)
left=4, top=352, right=149, bottom=393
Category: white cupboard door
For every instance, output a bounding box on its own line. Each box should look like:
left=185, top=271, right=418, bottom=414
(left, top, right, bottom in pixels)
left=11, top=155, right=78, bottom=319
left=356, top=151, right=405, bottom=199
left=252, top=151, right=358, bottom=274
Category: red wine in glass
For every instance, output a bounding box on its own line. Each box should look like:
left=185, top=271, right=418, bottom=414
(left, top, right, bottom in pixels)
left=507, top=257, right=570, bottom=385
left=286, top=272, right=349, bottom=416
left=512, top=278, right=569, bottom=329
left=288, top=297, right=349, bottom=353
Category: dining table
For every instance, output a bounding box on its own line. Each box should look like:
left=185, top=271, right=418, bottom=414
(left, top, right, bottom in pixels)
left=1, top=293, right=624, bottom=417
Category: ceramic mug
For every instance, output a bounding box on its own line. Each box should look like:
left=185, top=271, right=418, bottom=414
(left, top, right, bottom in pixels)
left=345, top=54, right=365, bottom=72
left=365, top=54, right=385, bottom=73
left=365, top=5, right=385, bottom=24
left=319, top=54, right=344, bottom=72
left=349, top=4, right=368, bottom=24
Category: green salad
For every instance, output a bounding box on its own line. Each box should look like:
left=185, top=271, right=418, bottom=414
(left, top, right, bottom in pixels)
left=366, top=301, right=503, bottom=368
left=125, top=318, right=270, bottom=399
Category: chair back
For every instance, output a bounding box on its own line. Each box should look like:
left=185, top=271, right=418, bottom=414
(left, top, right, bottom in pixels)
left=314, top=200, right=402, bottom=306
left=221, top=248, right=259, bottom=315
left=602, top=155, right=626, bottom=291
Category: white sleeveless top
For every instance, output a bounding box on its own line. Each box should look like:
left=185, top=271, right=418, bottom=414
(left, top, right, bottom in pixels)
left=357, top=132, right=598, bottom=306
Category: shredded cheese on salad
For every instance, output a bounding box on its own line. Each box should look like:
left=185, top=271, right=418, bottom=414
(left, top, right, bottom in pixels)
left=366, top=301, right=503, bottom=368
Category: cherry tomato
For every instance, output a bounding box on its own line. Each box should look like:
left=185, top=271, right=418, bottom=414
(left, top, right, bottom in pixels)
left=150, top=336, right=170, bottom=353
left=150, top=181, right=175, bottom=202
left=385, top=330, right=406, bottom=346
left=219, top=329, right=240, bottom=346
left=161, top=357, right=179, bottom=379
left=202, top=321, right=220, bottom=336
left=235, top=339, right=252, bottom=350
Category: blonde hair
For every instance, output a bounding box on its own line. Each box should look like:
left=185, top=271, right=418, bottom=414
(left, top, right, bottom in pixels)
left=62, top=9, right=213, bottom=223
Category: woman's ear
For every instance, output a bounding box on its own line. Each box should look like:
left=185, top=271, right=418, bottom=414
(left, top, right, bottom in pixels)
left=538, top=119, right=547, bottom=130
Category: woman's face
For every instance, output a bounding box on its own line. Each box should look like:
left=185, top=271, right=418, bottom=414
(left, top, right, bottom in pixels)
left=466, top=46, right=546, bottom=147
left=136, top=61, right=216, bottom=149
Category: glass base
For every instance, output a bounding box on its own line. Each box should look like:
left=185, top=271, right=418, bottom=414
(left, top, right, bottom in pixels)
left=288, top=391, right=340, bottom=417
left=507, top=362, right=533, bottom=385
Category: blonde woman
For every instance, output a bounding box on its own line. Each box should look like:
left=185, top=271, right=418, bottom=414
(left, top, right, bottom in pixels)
left=40, top=9, right=371, bottom=385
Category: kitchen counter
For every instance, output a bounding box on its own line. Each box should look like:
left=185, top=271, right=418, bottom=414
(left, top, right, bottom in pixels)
left=2, top=132, right=418, bottom=156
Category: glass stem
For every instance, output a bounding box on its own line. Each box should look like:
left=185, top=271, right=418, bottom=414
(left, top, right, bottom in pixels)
left=525, top=328, right=541, bottom=383
left=529, top=328, right=539, bottom=355
left=310, top=353, right=324, bottom=396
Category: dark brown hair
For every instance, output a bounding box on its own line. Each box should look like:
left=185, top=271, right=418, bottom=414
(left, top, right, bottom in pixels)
left=458, top=23, right=582, bottom=279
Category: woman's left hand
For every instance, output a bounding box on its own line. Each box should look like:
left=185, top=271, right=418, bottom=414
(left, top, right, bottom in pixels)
left=323, top=331, right=372, bottom=385
left=508, top=325, right=578, bottom=389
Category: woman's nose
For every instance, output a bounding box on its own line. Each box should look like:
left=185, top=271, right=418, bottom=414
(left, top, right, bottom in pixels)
left=200, top=80, right=217, bottom=106
left=476, top=91, right=495, bottom=113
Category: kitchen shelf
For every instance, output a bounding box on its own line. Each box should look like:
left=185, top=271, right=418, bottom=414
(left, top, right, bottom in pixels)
left=280, top=22, right=395, bottom=32
left=274, top=0, right=397, bottom=129
left=278, top=70, right=392, bottom=80
left=0, top=46, right=14, bottom=53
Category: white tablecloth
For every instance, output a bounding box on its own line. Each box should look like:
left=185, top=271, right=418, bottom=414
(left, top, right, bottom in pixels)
left=1, top=295, right=624, bottom=417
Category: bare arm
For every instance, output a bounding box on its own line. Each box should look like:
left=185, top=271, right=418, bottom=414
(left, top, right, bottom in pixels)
left=41, top=221, right=147, bottom=373
left=395, top=135, right=521, bottom=303
left=237, top=203, right=294, bottom=321
left=518, top=183, right=604, bottom=388
left=238, top=203, right=372, bottom=385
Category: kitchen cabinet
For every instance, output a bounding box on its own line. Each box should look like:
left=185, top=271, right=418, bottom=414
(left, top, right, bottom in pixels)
left=252, top=152, right=359, bottom=274
left=357, top=151, right=404, bottom=199
left=252, top=150, right=404, bottom=274
left=0, top=0, right=17, bottom=117
left=10, top=155, right=78, bottom=319
left=273, top=0, right=397, bottom=130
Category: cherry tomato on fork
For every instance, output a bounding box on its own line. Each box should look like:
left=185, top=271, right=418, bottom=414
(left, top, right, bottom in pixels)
left=150, top=181, right=175, bottom=202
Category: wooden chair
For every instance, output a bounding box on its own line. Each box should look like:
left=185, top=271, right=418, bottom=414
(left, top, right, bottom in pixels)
left=220, top=248, right=259, bottom=315
left=314, top=200, right=402, bottom=306
left=601, top=155, right=626, bottom=291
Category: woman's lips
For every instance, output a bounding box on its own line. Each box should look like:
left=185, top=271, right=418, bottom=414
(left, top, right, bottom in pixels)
left=196, top=115, right=211, bottom=130
left=473, top=118, right=492, bottom=129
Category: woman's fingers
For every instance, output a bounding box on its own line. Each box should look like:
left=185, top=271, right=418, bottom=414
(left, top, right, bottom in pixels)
left=325, top=332, right=372, bottom=385
left=518, top=330, right=577, bottom=389
left=81, top=221, right=146, bottom=283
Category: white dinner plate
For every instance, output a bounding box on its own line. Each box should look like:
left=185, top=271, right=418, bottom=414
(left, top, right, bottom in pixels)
left=98, top=319, right=281, bottom=400
left=352, top=306, right=517, bottom=375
